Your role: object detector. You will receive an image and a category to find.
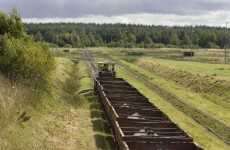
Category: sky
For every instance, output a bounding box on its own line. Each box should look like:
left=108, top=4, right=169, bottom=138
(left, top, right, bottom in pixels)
left=0, top=0, right=230, bottom=26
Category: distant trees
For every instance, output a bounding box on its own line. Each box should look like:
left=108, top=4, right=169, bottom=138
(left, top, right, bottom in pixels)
left=182, top=33, right=190, bottom=45
left=171, top=33, right=180, bottom=45
left=35, top=31, right=43, bottom=41
left=138, top=34, right=153, bottom=48
left=25, top=23, right=230, bottom=49
left=126, top=33, right=136, bottom=44
left=206, top=42, right=220, bottom=49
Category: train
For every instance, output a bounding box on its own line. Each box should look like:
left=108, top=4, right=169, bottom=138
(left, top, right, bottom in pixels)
left=93, top=61, right=202, bottom=150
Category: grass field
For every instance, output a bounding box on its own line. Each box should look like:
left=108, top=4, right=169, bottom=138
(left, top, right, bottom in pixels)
left=140, top=57, right=230, bottom=80
left=92, top=47, right=230, bottom=64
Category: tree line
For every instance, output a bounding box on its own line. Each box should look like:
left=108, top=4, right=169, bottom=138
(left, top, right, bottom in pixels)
left=25, top=23, right=230, bottom=49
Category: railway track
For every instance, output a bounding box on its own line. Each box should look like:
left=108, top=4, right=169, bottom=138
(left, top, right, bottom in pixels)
left=84, top=51, right=97, bottom=76
left=84, top=51, right=204, bottom=149
left=84, top=50, right=230, bottom=146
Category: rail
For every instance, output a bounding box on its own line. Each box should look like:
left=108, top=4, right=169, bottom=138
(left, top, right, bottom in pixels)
left=84, top=50, right=97, bottom=76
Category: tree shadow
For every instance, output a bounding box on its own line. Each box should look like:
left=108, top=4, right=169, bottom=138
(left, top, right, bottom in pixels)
left=85, top=95, right=116, bottom=149
left=94, top=134, right=115, bottom=150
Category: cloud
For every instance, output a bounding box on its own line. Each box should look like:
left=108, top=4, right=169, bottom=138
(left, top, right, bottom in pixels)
left=1, top=0, right=230, bottom=26
left=23, top=11, right=229, bottom=27
left=1, top=0, right=230, bottom=18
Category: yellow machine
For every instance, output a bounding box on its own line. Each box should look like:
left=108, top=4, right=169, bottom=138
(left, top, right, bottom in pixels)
left=97, top=61, right=115, bottom=77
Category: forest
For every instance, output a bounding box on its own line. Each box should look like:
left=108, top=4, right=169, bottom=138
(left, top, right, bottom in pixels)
left=25, top=23, right=230, bottom=49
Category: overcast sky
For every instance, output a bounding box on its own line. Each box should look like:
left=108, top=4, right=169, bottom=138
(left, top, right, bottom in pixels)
left=0, top=0, right=230, bottom=26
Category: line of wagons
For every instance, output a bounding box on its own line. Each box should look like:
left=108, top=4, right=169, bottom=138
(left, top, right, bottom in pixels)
left=93, top=62, right=202, bottom=150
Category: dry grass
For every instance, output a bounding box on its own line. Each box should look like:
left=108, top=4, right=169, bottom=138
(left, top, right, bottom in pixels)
left=0, top=74, right=30, bottom=128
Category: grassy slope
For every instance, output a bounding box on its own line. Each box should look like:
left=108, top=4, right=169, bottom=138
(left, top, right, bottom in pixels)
left=0, top=75, right=30, bottom=129
left=142, top=57, right=230, bottom=81
left=0, top=51, right=114, bottom=149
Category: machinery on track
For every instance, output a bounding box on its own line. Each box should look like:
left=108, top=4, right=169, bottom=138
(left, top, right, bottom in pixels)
left=97, top=61, right=115, bottom=77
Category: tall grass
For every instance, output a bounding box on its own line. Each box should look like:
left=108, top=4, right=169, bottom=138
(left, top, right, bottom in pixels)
left=0, top=74, right=30, bottom=128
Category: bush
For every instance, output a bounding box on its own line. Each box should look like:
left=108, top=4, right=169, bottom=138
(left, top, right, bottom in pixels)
left=0, top=35, right=55, bottom=90
left=65, top=44, right=72, bottom=48
left=206, top=42, right=220, bottom=49
left=0, top=8, right=25, bottom=38
left=154, top=43, right=165, bottom=48
left=0, top=8, right=55, bottom=91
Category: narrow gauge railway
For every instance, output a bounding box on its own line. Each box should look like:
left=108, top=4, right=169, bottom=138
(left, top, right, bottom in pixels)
left=84, top=51, right=202, bottom=150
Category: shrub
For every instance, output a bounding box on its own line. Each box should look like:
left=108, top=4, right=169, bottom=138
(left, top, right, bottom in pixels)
left=0, top=8, right=25, bottom=38
left=0, top=35, right=55, bottom=91
left=0, top=8, right=55, bottom=91
left=65, top=44, right=72, bottom=48
left=205, top=42, right=220, bottom=49
left=154, top=43, right=165, bottom=48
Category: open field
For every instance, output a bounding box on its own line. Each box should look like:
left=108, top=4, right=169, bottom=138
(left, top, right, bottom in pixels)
left=92, top=47, right=230, bottom=64
left=138, top=57, right=230, bottom=81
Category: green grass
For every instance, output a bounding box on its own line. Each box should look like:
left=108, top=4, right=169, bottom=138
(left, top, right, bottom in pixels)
left=78, top=60, right=93, bottom=90
left=141, top=57, right=230, bottom=81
